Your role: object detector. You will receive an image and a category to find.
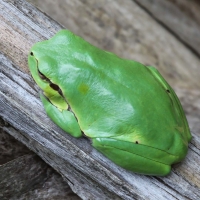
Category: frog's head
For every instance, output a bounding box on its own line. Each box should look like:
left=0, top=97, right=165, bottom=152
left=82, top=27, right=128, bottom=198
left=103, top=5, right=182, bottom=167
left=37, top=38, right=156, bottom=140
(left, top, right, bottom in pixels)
left=28, top=42, right=68, bottom=110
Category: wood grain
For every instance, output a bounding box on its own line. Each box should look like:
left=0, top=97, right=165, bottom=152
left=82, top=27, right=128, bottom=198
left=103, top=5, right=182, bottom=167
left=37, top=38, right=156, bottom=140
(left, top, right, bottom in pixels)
left=134, top=0, right=200, bottom=56
left=0, top=153, right=80, bottom=200
left=1, top=0, right=200, bottom=199
left=0, top=126, right=80, bottom=200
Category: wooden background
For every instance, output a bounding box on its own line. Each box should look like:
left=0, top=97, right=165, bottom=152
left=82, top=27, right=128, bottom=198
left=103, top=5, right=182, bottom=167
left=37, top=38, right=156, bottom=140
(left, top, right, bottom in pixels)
left=0, top=0, right=200, bottom=199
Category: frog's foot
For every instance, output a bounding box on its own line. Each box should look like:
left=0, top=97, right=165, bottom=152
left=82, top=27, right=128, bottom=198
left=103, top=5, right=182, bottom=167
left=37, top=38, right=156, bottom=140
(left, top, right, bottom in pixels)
left=40, top=94, right=82, bottom=137
left=92, top=138, right=172, bottom=176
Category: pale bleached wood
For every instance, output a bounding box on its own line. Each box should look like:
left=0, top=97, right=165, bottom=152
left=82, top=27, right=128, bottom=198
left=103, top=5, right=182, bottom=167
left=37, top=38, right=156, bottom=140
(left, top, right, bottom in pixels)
left=1, top=0, right=200, bottom=199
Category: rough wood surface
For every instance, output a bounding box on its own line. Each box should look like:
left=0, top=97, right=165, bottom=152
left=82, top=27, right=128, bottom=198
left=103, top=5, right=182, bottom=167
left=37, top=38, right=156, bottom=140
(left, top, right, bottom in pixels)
left=1, top=0, right=200, bottom=199
left=0, top=124, right=32, bottom=165
left=0, top=124, right=80, bottom=200
left=134, top=0, right=200, bottom=57
left=0, top=153, right=80, bottom=200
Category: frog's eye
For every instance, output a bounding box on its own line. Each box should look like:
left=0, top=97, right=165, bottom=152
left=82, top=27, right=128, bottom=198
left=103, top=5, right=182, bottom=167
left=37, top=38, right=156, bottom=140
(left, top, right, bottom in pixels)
left=30, top=52, right=34, bottom=56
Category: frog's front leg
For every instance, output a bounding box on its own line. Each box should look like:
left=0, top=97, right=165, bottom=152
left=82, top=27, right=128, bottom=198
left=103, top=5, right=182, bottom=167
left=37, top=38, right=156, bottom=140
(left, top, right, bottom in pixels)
left=40, top=94, right=82, bottom=137
left=92, top=138, right=172, bottom=176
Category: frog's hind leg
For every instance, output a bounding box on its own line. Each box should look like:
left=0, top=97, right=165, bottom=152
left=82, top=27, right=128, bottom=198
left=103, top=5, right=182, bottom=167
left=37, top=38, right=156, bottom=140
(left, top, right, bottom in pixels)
left=40, top=94, right=82, bottom=137
left=92, top=138, right=171, bottom=176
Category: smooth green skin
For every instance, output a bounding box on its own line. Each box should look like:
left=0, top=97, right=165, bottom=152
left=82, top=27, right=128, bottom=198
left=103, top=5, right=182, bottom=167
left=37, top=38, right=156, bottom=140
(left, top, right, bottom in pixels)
left=28, top=30, right=191, bottom=176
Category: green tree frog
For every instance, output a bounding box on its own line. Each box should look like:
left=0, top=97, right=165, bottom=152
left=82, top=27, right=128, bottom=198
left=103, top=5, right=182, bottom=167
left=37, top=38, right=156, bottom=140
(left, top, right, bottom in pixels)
left=28, top=30, right=191, bottom=176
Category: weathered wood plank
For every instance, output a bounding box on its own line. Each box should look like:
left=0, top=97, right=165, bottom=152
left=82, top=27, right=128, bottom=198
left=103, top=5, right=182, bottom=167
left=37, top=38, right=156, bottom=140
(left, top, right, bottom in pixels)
left=1, top=0, right=200, bottom=199
left=134, top=0, right=200, bottom=56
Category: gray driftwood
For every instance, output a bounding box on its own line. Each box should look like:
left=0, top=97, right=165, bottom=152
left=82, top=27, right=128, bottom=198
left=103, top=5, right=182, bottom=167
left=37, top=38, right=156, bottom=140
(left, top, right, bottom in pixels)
left=1, top=0, right=200, bottom=199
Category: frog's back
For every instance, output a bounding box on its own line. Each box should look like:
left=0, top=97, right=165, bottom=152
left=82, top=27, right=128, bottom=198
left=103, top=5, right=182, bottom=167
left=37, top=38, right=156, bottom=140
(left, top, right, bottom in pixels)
left=39, top=30, right=191, bottom=158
